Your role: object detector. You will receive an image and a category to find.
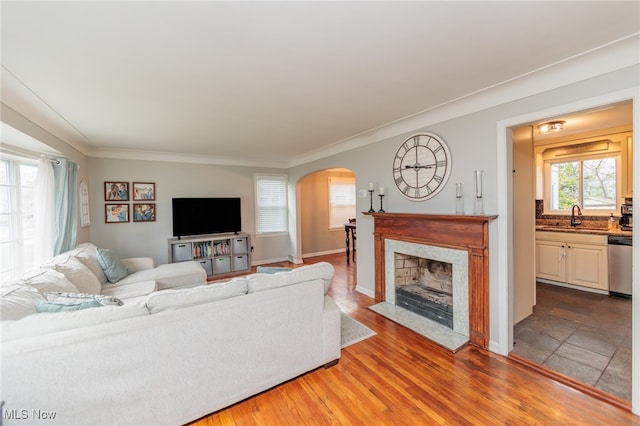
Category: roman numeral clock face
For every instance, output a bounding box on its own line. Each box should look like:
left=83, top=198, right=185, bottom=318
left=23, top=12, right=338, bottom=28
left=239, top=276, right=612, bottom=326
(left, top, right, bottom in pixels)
left=392, top=133, right=452, bottom=200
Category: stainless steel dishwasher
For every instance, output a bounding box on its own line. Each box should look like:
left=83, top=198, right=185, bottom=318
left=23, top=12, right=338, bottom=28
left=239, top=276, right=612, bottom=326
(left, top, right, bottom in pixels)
left=608, top=235, right=632, bottom=297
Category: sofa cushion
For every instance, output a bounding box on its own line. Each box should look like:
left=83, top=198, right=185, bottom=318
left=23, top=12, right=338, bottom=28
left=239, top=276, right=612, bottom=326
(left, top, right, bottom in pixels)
left=116, top=261, right=207, bottom=290
left=75, top=243, right=109, bottom=285
left=145, top=277, right=248, bottom=314
left=1, top=301, right=149, bottom=342
left=0, top=284, right=45, bottom=320
left=101, top=280, right=157, bottom=300
left=247, top=262, right=334, bottom=294
left=35, top=292, right=124, bottom=313
left=96, top=248, right=130, bottom=283
left=15, top=268, right=80, bottom=295
left=44, top=256, right=102, bottom=294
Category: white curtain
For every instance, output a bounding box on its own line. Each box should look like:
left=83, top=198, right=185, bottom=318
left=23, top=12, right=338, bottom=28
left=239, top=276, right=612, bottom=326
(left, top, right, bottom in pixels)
left=34, top=158, right=55, bottom=265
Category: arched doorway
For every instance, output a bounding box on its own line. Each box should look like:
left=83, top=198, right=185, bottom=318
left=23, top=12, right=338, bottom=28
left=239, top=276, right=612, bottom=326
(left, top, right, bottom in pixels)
left=297, top=168, right=356, bottom=260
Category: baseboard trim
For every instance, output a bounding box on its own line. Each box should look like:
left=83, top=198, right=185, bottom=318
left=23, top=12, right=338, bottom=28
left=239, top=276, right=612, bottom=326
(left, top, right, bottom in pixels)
left=507, top=353, right=631, bottom=412
left=302, top=248, right=345, bottom=258
left=251, top=257, right=289, bottom=267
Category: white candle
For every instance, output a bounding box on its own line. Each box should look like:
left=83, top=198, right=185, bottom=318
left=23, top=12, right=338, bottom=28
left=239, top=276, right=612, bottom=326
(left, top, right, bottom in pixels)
left=456, top=183, right=463, bottom=198
left=379, top=186, right=385, bottom=195
left=475, top=170, right=483, bottom=198
left=369, top=182, right=374, bottom=191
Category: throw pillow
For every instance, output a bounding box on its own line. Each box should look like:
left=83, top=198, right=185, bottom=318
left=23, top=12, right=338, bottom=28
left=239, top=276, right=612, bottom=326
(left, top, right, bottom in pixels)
left=35, top=299, right=102, bottom=312
left=75, top=243, right=109, bottom=285
left=96, top=248, right=130, bottom=283
left=35, top=292, right=124, bottom=313
left=44, top=257, right=102, bottom=294
left=15, top=268, right=80, bottom=295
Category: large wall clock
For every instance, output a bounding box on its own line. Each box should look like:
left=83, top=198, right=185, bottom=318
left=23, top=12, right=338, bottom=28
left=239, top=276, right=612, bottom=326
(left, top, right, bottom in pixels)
left=392, top=132, right=452, bottom=201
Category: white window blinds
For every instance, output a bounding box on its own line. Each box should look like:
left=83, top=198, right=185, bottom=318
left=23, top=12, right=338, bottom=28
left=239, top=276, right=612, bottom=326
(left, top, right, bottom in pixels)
left=255, top=174, right=288, bottom=234
left=328, top=176, right=356, bottom=229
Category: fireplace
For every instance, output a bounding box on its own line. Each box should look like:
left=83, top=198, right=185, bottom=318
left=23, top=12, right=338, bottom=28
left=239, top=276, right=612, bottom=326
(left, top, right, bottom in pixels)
left=366, top=212, right=495, bottom=350
left=383, top=238, right=469, bottom=346
left=394, top=253, right=453, bottom=328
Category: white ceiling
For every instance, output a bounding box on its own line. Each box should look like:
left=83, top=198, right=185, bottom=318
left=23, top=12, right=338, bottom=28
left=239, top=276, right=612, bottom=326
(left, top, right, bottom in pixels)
left=1, top=1, right=638, bottom=167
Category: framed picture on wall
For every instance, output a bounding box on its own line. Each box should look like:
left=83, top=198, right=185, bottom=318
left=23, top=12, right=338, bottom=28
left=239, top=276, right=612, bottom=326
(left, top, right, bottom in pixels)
left=105, top=204, right=129, bottom=223
left=133, top=203, right=156, bottom=222
left=104, top=182, right=129, bottom=201
left=133, top=182, right=156, bottom=201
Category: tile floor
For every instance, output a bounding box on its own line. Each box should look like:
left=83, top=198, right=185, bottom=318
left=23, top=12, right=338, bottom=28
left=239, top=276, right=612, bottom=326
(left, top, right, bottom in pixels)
left=512, top=282, right=632, bottom=401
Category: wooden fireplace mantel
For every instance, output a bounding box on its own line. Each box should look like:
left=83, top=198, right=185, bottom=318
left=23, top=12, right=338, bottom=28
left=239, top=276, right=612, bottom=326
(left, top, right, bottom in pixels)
left=364, top=212, right=497, bottom=348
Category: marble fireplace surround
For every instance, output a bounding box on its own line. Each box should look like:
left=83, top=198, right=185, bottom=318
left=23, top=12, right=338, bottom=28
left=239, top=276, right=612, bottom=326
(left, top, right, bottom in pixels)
left=385, top=239, right=469, bottom=336
left=366, top=212, right=496, bottom=349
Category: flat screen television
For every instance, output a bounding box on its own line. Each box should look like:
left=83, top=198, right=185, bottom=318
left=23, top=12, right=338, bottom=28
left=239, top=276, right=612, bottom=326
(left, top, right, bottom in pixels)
left=172, top=197, right=241, bottom=238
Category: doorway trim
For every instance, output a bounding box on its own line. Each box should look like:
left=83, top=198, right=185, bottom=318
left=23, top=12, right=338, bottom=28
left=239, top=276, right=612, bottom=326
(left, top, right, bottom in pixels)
left=496, top=87, right=639, bottom=413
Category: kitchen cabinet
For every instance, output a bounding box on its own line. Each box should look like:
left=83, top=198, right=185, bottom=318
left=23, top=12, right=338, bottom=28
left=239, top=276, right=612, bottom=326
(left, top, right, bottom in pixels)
left=536, top=231, right=608, bottom=291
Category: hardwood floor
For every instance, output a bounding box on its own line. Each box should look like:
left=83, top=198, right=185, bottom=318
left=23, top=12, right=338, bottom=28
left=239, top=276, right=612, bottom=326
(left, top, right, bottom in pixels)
left=190, top=253, right=639, bottom=425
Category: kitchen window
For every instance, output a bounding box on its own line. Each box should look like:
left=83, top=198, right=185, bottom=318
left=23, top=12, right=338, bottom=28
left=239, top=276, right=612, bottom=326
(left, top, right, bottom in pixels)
left=544, top=153, right=620, bottom=214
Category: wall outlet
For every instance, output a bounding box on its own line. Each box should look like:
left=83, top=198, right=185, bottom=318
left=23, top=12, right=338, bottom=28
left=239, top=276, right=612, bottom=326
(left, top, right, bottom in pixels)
left=358, top=189, right=368, bottom=198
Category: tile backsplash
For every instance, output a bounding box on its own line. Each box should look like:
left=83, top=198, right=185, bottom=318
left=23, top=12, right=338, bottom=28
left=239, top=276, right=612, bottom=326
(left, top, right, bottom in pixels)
left=534, top=199, right=632, bottom=229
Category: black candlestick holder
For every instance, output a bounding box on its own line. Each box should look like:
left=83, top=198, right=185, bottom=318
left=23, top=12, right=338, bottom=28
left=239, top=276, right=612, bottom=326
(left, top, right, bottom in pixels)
left=368, top=190, right=375, bottom=213
left=378, top=194, right=385, bottom=213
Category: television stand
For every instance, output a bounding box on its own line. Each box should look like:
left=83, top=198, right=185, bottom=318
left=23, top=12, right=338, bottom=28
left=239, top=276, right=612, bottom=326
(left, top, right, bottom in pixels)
left=168, top=233, right=250, bottom=277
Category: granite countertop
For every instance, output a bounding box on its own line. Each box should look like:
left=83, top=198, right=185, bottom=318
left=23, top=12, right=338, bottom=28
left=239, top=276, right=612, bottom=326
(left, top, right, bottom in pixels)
left=535, top=225, right=632, bottom=237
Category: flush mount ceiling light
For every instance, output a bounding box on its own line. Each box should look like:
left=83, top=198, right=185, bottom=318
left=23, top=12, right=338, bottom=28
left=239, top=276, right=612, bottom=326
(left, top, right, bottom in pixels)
left=537, top=120, right=565, bottom=134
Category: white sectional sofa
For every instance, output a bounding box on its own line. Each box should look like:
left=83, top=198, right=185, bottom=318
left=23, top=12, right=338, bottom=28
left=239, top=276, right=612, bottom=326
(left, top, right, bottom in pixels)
left=0, top=243, right=341, bottom=426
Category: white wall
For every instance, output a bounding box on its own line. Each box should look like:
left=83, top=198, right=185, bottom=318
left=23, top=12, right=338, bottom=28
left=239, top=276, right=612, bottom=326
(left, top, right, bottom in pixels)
left=87, top=158, right=290, bottom=265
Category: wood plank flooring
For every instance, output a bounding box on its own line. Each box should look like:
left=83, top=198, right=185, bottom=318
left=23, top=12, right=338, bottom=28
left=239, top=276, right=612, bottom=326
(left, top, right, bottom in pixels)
left=190, top=254, right=639, bottom=425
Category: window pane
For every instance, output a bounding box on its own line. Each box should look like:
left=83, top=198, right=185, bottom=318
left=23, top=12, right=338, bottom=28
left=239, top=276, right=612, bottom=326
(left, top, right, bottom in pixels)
left=0, top=241, right=15, bottom=277
left=328, top=177, right=356, bottom=229
left=20, top=164, right=38, bottom=186
left=582, top=158, right=616, bottom=210
left=0, top=159, right=39, bottom=281
left=0, top=160, right=8, bottom=185
left=0, top=214, right=15, bottom=241
left=0, top=186, right=12, bottom=214
left=550, top=161, right=579, bottom=210
left=255, top=175, right=288, bottom=234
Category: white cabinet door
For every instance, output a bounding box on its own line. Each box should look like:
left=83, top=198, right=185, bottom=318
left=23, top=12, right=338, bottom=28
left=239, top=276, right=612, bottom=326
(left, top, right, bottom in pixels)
left=536, top=241, right=565, bottom=282
left=566, top=243, right=608, bottom=290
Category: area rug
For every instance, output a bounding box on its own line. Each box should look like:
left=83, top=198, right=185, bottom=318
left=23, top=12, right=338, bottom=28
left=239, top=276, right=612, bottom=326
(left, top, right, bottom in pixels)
left=341, top=312, right=376, bottom=348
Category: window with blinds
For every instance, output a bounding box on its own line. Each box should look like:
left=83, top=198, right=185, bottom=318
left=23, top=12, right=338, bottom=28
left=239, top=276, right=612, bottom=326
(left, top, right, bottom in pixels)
left=255, top=174, right=288, bottom=234
left=328, top=176, right=356, bottom=229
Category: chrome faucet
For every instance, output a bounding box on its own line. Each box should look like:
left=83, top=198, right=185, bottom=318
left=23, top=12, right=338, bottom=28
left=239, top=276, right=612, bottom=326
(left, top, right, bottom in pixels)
left=570, top=204, right=583, bottom=227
